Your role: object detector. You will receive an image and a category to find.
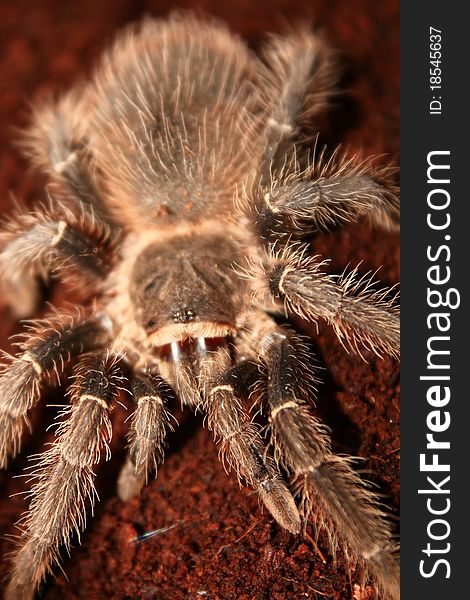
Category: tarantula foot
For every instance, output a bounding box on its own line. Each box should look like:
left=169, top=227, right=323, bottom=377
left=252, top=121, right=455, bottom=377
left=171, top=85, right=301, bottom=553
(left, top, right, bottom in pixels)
left=117, top=456, right=147, bottom=501
left=259, top=477, right=301, bottom=534
left=5, top=581, right=35, bottom=600
left=2, top=272, right=41, bottom=319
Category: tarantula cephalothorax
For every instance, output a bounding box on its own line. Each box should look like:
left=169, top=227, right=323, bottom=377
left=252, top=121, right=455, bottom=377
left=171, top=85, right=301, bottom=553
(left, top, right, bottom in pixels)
left=0, top=14, right=400, bottom=600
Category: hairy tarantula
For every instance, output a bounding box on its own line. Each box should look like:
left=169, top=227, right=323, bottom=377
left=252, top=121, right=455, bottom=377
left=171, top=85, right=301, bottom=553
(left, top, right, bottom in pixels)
left=0, top=13, right=400, bottom=600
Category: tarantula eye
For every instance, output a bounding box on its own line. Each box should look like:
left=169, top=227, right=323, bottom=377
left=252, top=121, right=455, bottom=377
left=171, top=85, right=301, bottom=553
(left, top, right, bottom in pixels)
left=171, top=307, right=195, bottom=323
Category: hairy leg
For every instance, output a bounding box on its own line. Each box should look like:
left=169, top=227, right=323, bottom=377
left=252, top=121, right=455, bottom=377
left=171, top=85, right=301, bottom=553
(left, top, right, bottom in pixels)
left=254, top=31, right=398, bottom=232
left=244, top=246, right=399, bottom=359
left=0, top=203, right=115, bottom=316
left=5, top=352, right=124, bottom=600
left=199, top=345, right=301, bottom=534
left=252, top=152, right=399, bottom=244
left=0, top=311, right=113, bottom=468
left=158, top=339, right=301, bottom=533
left=21, top=90, right=115, bottom=227
left=117, top=370, right=176, bottom=501
left=255, top=322, right=399, bottom=600
left=258, top=29, right=338, bottom=179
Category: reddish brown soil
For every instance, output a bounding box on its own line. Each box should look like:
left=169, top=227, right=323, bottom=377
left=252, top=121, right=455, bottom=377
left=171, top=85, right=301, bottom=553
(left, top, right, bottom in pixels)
left=0, top=1, right=399, bottom=599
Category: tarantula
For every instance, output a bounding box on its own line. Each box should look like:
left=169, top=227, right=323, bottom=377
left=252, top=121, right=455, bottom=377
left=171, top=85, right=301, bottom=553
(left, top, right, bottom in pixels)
left=0, top=14, right=400, bottom=600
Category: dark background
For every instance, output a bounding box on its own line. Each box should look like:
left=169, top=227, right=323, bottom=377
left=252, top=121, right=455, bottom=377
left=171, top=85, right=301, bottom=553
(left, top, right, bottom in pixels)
left=400, top=3, right=467, bottom=598
left=0, top=1, right=399, bottom=598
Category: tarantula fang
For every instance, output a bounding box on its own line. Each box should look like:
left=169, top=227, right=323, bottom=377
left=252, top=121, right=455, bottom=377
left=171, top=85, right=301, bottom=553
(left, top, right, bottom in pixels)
left=0, top=13, right=400, bottom=600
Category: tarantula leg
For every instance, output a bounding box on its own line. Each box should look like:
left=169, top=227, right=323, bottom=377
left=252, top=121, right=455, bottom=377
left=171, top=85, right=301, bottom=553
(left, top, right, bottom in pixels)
left=0, top=312, right=112, bottom=468
left=200, top=347, right=301, bottom=534
left=254, top=154, right=399, bottom=241
left=259, top=327, right=399, bottom=600
left=5, top=352, right=123, bottom=600
left=117, top=371, right=176, bottom=501
left=22, top=91, right=115, bottom=226
left=259, top=29, right=337, bottom=178
left=0, top=206, right=114, bottom=316
left=251, top=248, right=399, bottom=359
